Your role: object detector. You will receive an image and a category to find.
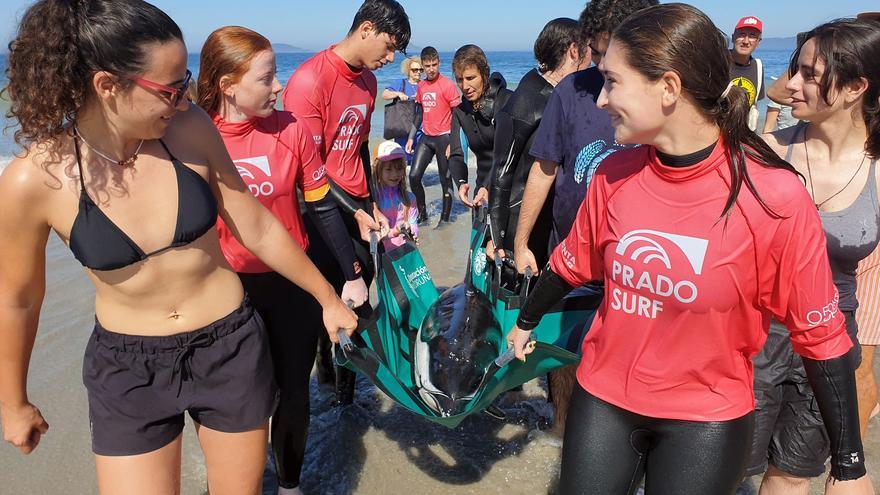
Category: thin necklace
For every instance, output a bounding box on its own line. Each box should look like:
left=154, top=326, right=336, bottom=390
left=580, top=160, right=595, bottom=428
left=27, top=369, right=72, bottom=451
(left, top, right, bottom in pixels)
left=804, top=124, right=868, bottom=210
left=73, top=126, right=144, bottom=168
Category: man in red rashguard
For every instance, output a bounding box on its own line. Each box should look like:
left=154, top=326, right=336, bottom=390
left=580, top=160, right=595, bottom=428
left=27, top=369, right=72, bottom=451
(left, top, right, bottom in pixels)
left=405, top=46, right=462, bottom=224
left=282, top=0, right=411, bottom=405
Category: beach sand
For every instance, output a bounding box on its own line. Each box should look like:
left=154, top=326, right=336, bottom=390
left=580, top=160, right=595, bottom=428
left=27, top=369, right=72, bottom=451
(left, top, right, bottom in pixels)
left=2, top=166, right=880, bottom=494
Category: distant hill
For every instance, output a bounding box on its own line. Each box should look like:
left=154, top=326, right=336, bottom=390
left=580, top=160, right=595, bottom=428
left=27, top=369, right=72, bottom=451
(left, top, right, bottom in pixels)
left=272, top=43, right=309, bottom=53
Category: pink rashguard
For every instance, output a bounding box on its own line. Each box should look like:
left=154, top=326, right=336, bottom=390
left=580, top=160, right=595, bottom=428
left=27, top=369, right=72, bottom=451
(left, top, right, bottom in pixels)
left=213, top=110, right=328, bottom=273
left=549, top=142, right=852, bottom=421
left=415, top=74, right=461, bottom=137
left=282, top=46, right=376, bottom=198
left=376, top=185, right=418, bottom=250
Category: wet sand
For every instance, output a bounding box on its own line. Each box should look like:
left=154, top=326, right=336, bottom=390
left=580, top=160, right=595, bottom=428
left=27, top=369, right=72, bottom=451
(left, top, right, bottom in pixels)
left=2, top=169, right=880, bottom=494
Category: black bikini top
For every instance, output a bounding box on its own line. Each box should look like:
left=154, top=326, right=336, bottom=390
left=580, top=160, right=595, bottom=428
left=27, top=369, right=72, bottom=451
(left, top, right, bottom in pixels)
left=69, top=138, right=218, bottom=271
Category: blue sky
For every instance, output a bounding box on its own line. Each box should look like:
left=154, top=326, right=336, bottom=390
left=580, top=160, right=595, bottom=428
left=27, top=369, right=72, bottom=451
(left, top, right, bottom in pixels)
left=2, top=1, right=877, bottom=52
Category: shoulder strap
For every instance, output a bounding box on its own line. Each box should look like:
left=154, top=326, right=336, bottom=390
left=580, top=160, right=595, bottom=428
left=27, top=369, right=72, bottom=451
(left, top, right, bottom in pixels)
left=72, top=135, right=87, bottom=193
left=157, top=139, right=179, bottom=163
left=784, top=122, right=806, bottom=162
left=755, top=58, right=763, bottom=97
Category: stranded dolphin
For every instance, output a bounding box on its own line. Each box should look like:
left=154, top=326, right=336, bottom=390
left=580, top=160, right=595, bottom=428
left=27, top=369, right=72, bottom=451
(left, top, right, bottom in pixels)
left=413, top=283, right=503, bottom=417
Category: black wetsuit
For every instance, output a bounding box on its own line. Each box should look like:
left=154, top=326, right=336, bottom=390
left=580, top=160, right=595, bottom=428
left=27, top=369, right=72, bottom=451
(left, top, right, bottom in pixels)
left=306, top=142, right=377, bottom=408
left=488, top=68, right=555, bottom=265
left=448, top=72, right=512, bottom=197
left=517, top=143, right=867, bottom=494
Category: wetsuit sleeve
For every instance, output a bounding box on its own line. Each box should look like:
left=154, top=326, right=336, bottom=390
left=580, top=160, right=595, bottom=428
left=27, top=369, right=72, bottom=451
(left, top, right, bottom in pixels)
left=760, top=193, right=852, bottom=360
left=548, top=171, right=606, bottom=287
left=802, top=355, right=866, bottom=481
left=529, top=88, right=564, bottom=163
left=360, top=141, right=374, bottom=201
left=409, top=103, right=423, bottom=141
left=516, top=267, right=575, bottom=330
left=305, top=197, right=360, bottom=281
left=489, top=109, right=525, bottom=248
left=327, top=179, right=367, bottom=217
left=293, top=123, right=360, bottom=281
left=447, top=111, right=468, bottom=187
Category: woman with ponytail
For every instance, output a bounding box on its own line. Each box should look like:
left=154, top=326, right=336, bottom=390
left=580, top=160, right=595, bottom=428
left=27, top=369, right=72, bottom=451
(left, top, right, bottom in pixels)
left=195, top=26, right=370, bottom=495
left=746, top=19, right=880, bottom=495
left=505, top=4, right=867, bottom=493
left=0, top=2, right=356, bottom=493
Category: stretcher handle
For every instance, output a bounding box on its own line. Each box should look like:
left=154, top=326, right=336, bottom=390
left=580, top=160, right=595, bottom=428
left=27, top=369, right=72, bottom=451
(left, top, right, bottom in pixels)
left=337, top=301, right=356, bottom=357
left=495, top=334, right=537, bottom=368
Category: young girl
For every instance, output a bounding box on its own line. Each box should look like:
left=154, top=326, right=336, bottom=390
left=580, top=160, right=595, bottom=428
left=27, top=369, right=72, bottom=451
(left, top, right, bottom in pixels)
left=373, top=140, right=419, bottom=250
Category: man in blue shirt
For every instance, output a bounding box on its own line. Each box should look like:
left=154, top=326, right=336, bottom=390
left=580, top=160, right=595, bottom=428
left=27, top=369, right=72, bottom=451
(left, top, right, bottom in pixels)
left=513, top=0, right=658, bottom=274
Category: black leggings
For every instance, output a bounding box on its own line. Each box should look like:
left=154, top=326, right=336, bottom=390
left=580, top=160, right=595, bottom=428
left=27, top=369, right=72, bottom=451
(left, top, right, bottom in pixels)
left=238, top=271, right=320, bottom=490
left=560, top=387, right=754, bottom=495
left=409, top=133, right=453, bottom=221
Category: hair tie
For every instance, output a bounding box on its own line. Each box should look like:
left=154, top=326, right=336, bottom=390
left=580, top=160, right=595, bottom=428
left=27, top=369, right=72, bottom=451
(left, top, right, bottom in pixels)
left=717, top=81, right=735, bottom=104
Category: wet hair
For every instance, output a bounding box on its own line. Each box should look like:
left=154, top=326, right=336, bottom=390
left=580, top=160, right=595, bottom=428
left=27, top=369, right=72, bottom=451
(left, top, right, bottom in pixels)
left=611, top=3, right=798, bottom=217
left=196, top=26, right=272, bottom=115
left=420, top=46, right=440, bottom=63
left=579, top=0, right=658, bottom=45
left=3, top=0, right=183, bottom=151
left=534, top=18, right=582, bottom=72
left=789, top=19, right=880, bottom=159
left=452, top=45, right=490, bottom=94
left=348, top=0, right=411, bottom=53
left=400, top=56, right=421, bottom=76
left=372, top=156, right=411, bottom=219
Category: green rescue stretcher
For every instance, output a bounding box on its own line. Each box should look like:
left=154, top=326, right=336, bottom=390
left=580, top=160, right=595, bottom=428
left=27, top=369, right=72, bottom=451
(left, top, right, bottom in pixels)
left=335, top=209, right=598, bottom=428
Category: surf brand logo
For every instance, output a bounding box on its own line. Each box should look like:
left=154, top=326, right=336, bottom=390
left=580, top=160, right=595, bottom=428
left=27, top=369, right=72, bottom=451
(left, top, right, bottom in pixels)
left=333, top=104, right=367, bottom=152
left=311, top=165, right=327, bottom=182
left=422, top=92, right=438, bottom=109
left=400, top=264, right=432, bottom=291
left=472, top=248, right=487, bottom=275
left=805, top=288, right=840, bottom=327
left=234, top=156, right=275, bottom=197
left=610, top=229, right=709, bottom=319
left=560, top=241, right=576, bottom=269
left=573, top=140, right=627, bottom=185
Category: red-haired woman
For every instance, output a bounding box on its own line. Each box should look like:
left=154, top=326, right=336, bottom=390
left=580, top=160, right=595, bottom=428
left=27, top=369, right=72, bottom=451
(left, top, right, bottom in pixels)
left=196, top=26, right=371, bottom=495
left=0, top=2, right=355, bottom=494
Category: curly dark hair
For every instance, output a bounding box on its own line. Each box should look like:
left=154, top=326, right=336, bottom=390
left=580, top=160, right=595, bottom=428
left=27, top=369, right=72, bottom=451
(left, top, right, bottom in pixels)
left=578, top=0, right=658, bottom=43
left=2, top=0, right=182, bottom=152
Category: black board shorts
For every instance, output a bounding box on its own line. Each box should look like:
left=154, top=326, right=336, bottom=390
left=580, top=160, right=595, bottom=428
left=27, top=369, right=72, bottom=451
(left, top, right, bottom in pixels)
left=82, top=298, right=279, bottom=456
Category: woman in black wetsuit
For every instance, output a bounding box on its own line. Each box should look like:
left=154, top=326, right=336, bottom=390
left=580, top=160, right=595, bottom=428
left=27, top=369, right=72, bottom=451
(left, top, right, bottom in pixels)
left=488, top=18, right=587, bottom=265
left=448, top=45, right=512, bottom=208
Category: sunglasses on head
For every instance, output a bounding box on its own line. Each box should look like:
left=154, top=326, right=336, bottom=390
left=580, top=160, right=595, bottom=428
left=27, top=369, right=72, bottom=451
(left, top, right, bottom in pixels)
left=122, top=69, right=192, bottom=107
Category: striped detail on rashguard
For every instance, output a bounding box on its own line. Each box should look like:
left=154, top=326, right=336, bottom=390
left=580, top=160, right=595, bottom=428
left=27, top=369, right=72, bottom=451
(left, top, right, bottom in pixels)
left=303, top=183, right=330, bottom=202
left=856, top=245, right=880, bottom=345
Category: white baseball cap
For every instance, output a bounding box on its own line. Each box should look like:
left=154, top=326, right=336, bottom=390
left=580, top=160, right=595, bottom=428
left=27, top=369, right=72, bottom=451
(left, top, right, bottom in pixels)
left=376, top=140, right=407, bottom=161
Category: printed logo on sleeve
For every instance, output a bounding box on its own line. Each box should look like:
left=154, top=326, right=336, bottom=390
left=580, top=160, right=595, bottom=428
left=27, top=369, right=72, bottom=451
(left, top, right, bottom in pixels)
left=234, top=156, right=275, bottom=197
left=609, top=229, right=709, bottom=319
left=805, top=288, right=840, bottom=327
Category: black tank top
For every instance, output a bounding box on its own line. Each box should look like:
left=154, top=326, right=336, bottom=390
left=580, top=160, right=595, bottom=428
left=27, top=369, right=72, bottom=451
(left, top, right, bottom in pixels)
left=69, top=138, right=218, bottom=271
